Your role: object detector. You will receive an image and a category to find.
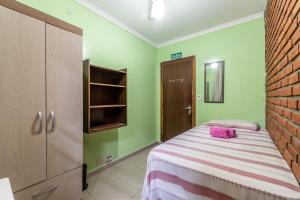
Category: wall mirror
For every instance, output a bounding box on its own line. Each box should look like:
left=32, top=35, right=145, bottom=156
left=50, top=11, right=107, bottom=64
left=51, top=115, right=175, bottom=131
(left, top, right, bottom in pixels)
left=204, top=61, right=224, bottom=103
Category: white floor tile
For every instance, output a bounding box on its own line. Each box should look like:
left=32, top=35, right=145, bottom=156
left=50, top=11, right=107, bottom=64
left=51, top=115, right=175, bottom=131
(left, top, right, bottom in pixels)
left=87, top=174, right=138, bottom=200
left=82, top=191, right=96, bottom=200
left=131, top=190, right=142, bottom=200
left=117, top=167, right=146, bottom=190
left=86, top=147, right=154, bottom=200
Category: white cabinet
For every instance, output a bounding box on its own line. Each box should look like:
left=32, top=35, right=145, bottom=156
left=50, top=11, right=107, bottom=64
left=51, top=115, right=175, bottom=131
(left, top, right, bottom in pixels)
left=14, top=168, right=82, bottom=200
left=0, top=5, right=46, bottom=192
left=46, top=24, right=83, bottom=179
left=0, top=2, right=83, bottom=199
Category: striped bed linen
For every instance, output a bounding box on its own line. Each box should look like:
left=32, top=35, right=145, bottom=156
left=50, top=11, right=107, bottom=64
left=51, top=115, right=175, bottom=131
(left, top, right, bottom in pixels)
left=142, top=125, right=300, bottom=200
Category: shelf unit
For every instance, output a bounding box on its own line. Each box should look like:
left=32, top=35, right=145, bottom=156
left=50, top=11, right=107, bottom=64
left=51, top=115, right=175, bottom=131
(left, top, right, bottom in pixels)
left=83, top=59, right=127, bottom=133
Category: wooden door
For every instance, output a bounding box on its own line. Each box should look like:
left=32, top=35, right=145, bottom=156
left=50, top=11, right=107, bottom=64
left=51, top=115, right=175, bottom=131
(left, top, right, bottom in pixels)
left=161, top=56, right=196, bottom=141
left=46, top=24, right=83, bottom=178
left=0, top=5, right=46, bottom=192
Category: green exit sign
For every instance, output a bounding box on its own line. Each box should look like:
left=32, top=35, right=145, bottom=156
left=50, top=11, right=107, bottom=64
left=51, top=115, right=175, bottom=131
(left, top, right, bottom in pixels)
left=171, top=52, right=182, bottom=60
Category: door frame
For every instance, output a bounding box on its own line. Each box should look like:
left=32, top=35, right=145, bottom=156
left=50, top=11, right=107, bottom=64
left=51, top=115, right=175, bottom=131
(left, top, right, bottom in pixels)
left=160, top=56, right=196, bottom=142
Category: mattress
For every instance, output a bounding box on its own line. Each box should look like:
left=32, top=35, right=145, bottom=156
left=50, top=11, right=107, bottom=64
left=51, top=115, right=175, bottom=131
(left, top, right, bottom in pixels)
left=142, top=125, right=300, bottom=200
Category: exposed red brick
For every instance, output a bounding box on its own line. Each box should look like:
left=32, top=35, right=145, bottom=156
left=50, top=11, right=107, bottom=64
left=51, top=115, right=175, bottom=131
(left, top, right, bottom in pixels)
left=287, top=19, right=298, bottom=39
left=277, top=107, right=284, bottom=115
left=278, top=52, right=285, bottom=65
left=280, top=56, right=289, bottom=69
left=279, top=138, right=288, bottom=153
left=281, top=87, right=293, bottom=96
left=284, top=110, right=292, bottom=120
left=284, top=40, right=293, bottom=55
left=278, top=115, right=288, bottom=127
left=288, top=45, right=299, bottom=61
left=289, top=72, right=300, bottom=84
left=292, top=27, right=300, bottom=44
left=292, top=137, right=300, bottom=151
left=287, top=144, right=298, bottom=160
left=281, top=99, right=288, bottom=106
left=293, top=58, right=300, bottom=71
left=279, top=71, right=285, bottom=80
left=294, top=85, right=300, bottom=95
left=266, top=1, right=300, bottom=179
left=292, top=112, right=300, bottom=125
left=283, top=149, right=294, bottom=167
left=292, top=0, right=300, bottom=17
left=287, top=122, right=297, bottom=135
left=288, top=99, right=298, bottom=109
left=284, top=64, right=293, bottom=75
left=292, top=161, right=300, bottom=182
left=283, top=129, right=293, bottom=142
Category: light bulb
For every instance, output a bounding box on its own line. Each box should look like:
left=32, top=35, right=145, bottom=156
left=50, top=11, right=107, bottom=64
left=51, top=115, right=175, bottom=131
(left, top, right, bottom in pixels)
left=151, top=0, right=165, bottom=20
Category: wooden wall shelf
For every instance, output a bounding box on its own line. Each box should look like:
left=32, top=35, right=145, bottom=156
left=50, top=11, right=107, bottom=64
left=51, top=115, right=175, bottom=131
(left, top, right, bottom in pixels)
left=90, top=105, right=126, bottom=109
left=90, top=82, right=126, bottom=88
left=83, top=59, right=127, bottom=133
left=91, top=123, right=126, bottom=132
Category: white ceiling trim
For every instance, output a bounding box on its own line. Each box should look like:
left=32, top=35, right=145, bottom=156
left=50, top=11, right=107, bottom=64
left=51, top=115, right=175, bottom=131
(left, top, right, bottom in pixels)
left=75, top=0, right=264, bottom=48
left=157, top=12, right=264, bottom=48
left=75, top=0, right=157, bottom=47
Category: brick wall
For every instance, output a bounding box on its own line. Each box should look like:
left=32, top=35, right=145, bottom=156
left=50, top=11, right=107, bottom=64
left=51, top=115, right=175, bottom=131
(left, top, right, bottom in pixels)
left=265, top=0, right=300, bottom=181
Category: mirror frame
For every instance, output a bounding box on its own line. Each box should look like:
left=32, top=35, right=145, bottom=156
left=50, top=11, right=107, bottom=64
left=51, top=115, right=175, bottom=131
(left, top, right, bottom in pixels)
left=204, top=61, right=225, bottom=103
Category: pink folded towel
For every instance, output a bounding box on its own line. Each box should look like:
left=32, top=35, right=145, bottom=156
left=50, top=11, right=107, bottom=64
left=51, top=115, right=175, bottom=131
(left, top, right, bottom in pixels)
left=228, top=128, right=236, bottom=138
left=210, top=127, right=236, bottom=139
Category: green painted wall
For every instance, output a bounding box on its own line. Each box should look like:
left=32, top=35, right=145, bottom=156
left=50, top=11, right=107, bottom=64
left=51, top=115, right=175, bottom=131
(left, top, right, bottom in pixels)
left=18, top=0, right=157, bottom=172
left=17, top=0, right=265, bottom=172
left=155, top=18, right=266, bottom=140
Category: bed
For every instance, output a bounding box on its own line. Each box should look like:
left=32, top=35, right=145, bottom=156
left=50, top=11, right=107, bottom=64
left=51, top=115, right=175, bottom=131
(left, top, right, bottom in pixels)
left=142, top=125, right=300, bottom=200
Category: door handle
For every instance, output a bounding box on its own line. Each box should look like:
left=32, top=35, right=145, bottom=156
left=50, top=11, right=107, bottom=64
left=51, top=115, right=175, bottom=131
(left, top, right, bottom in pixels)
left=49, top=111, right=55, bottom=133
left=185, top=105, right=192, bottom=110
left=185, top=105, right=192, bottom=115
left=32, top=184, right=58, bottom=198
left=36, top=112, right=43, bottom=134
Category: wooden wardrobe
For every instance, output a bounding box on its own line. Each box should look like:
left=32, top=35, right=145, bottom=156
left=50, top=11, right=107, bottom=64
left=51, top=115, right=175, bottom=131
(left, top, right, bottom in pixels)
left=0, top=1, right=83, bottom=199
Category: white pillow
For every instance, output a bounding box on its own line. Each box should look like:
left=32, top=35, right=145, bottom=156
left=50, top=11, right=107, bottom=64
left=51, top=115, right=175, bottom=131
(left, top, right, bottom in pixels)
left=206, top=120, right=259, bottom=131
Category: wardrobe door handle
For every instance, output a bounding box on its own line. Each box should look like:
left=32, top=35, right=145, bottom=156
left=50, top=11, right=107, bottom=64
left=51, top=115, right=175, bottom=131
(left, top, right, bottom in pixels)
left=37, top=112, right=43, bottom=133
left=50, top=111, right=55, bottom=132
left=32, top=184, right=58, bottom=198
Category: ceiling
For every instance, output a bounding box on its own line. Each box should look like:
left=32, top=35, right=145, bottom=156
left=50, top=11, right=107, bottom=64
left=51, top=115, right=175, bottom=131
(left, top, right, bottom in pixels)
left=77, top=0, right=267, bottom=47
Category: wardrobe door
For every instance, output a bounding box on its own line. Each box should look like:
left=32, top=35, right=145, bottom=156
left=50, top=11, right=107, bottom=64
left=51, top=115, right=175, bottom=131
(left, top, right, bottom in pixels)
left=0, top=6, right=46, bottom=192
left=46, top=24, right=83, bottom=178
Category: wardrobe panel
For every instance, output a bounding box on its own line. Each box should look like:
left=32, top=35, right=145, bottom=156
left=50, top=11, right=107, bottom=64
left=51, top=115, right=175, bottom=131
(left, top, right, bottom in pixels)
left=0, top=5, right=46, bottom=192
left=14, top=167, right=82, bottom=200
left=46, top=24, right=83, bottom=178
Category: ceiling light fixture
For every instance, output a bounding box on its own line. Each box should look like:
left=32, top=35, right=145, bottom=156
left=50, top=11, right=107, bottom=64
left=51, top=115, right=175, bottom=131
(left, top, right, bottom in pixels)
left=150, top=0, right=165, bottom=20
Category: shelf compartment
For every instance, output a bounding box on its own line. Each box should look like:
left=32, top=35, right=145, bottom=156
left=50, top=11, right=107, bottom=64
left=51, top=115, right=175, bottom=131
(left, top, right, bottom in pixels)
left=90, top=105, right=126, bottom=109
left=90, top=82, right=126, bottom=88
left=90, top=107, right=127, bottom=132
left=90, top=122, right=126, bottom=132
left=90, top=64, right=127, bottom=74
left=90, top=65, right=126, bottom=86
left=90, top=86, right=126, bottom=106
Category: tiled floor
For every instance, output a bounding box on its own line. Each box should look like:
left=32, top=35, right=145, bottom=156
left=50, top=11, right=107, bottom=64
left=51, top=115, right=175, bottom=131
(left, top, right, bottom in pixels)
left=83, top=147, right=153, bottom=200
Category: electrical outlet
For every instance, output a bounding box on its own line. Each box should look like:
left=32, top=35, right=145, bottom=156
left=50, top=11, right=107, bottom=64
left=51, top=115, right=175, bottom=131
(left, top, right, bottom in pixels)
left=197, top=94, right=203, bottom=102
left=106, top=155, right=112, bottom=164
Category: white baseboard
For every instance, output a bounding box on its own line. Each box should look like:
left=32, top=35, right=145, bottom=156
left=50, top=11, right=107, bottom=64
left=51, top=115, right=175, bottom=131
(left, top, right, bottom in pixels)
left=87, top=141, right=160, bottom=177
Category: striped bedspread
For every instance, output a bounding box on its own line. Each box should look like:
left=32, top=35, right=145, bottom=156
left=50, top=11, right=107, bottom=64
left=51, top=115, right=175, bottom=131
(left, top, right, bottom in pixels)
left=142, top=125, right=300, bottom=200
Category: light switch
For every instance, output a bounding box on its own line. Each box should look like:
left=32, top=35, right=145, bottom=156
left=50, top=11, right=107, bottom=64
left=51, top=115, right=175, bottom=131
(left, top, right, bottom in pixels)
left=197, top=95, right=203, bottom=102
